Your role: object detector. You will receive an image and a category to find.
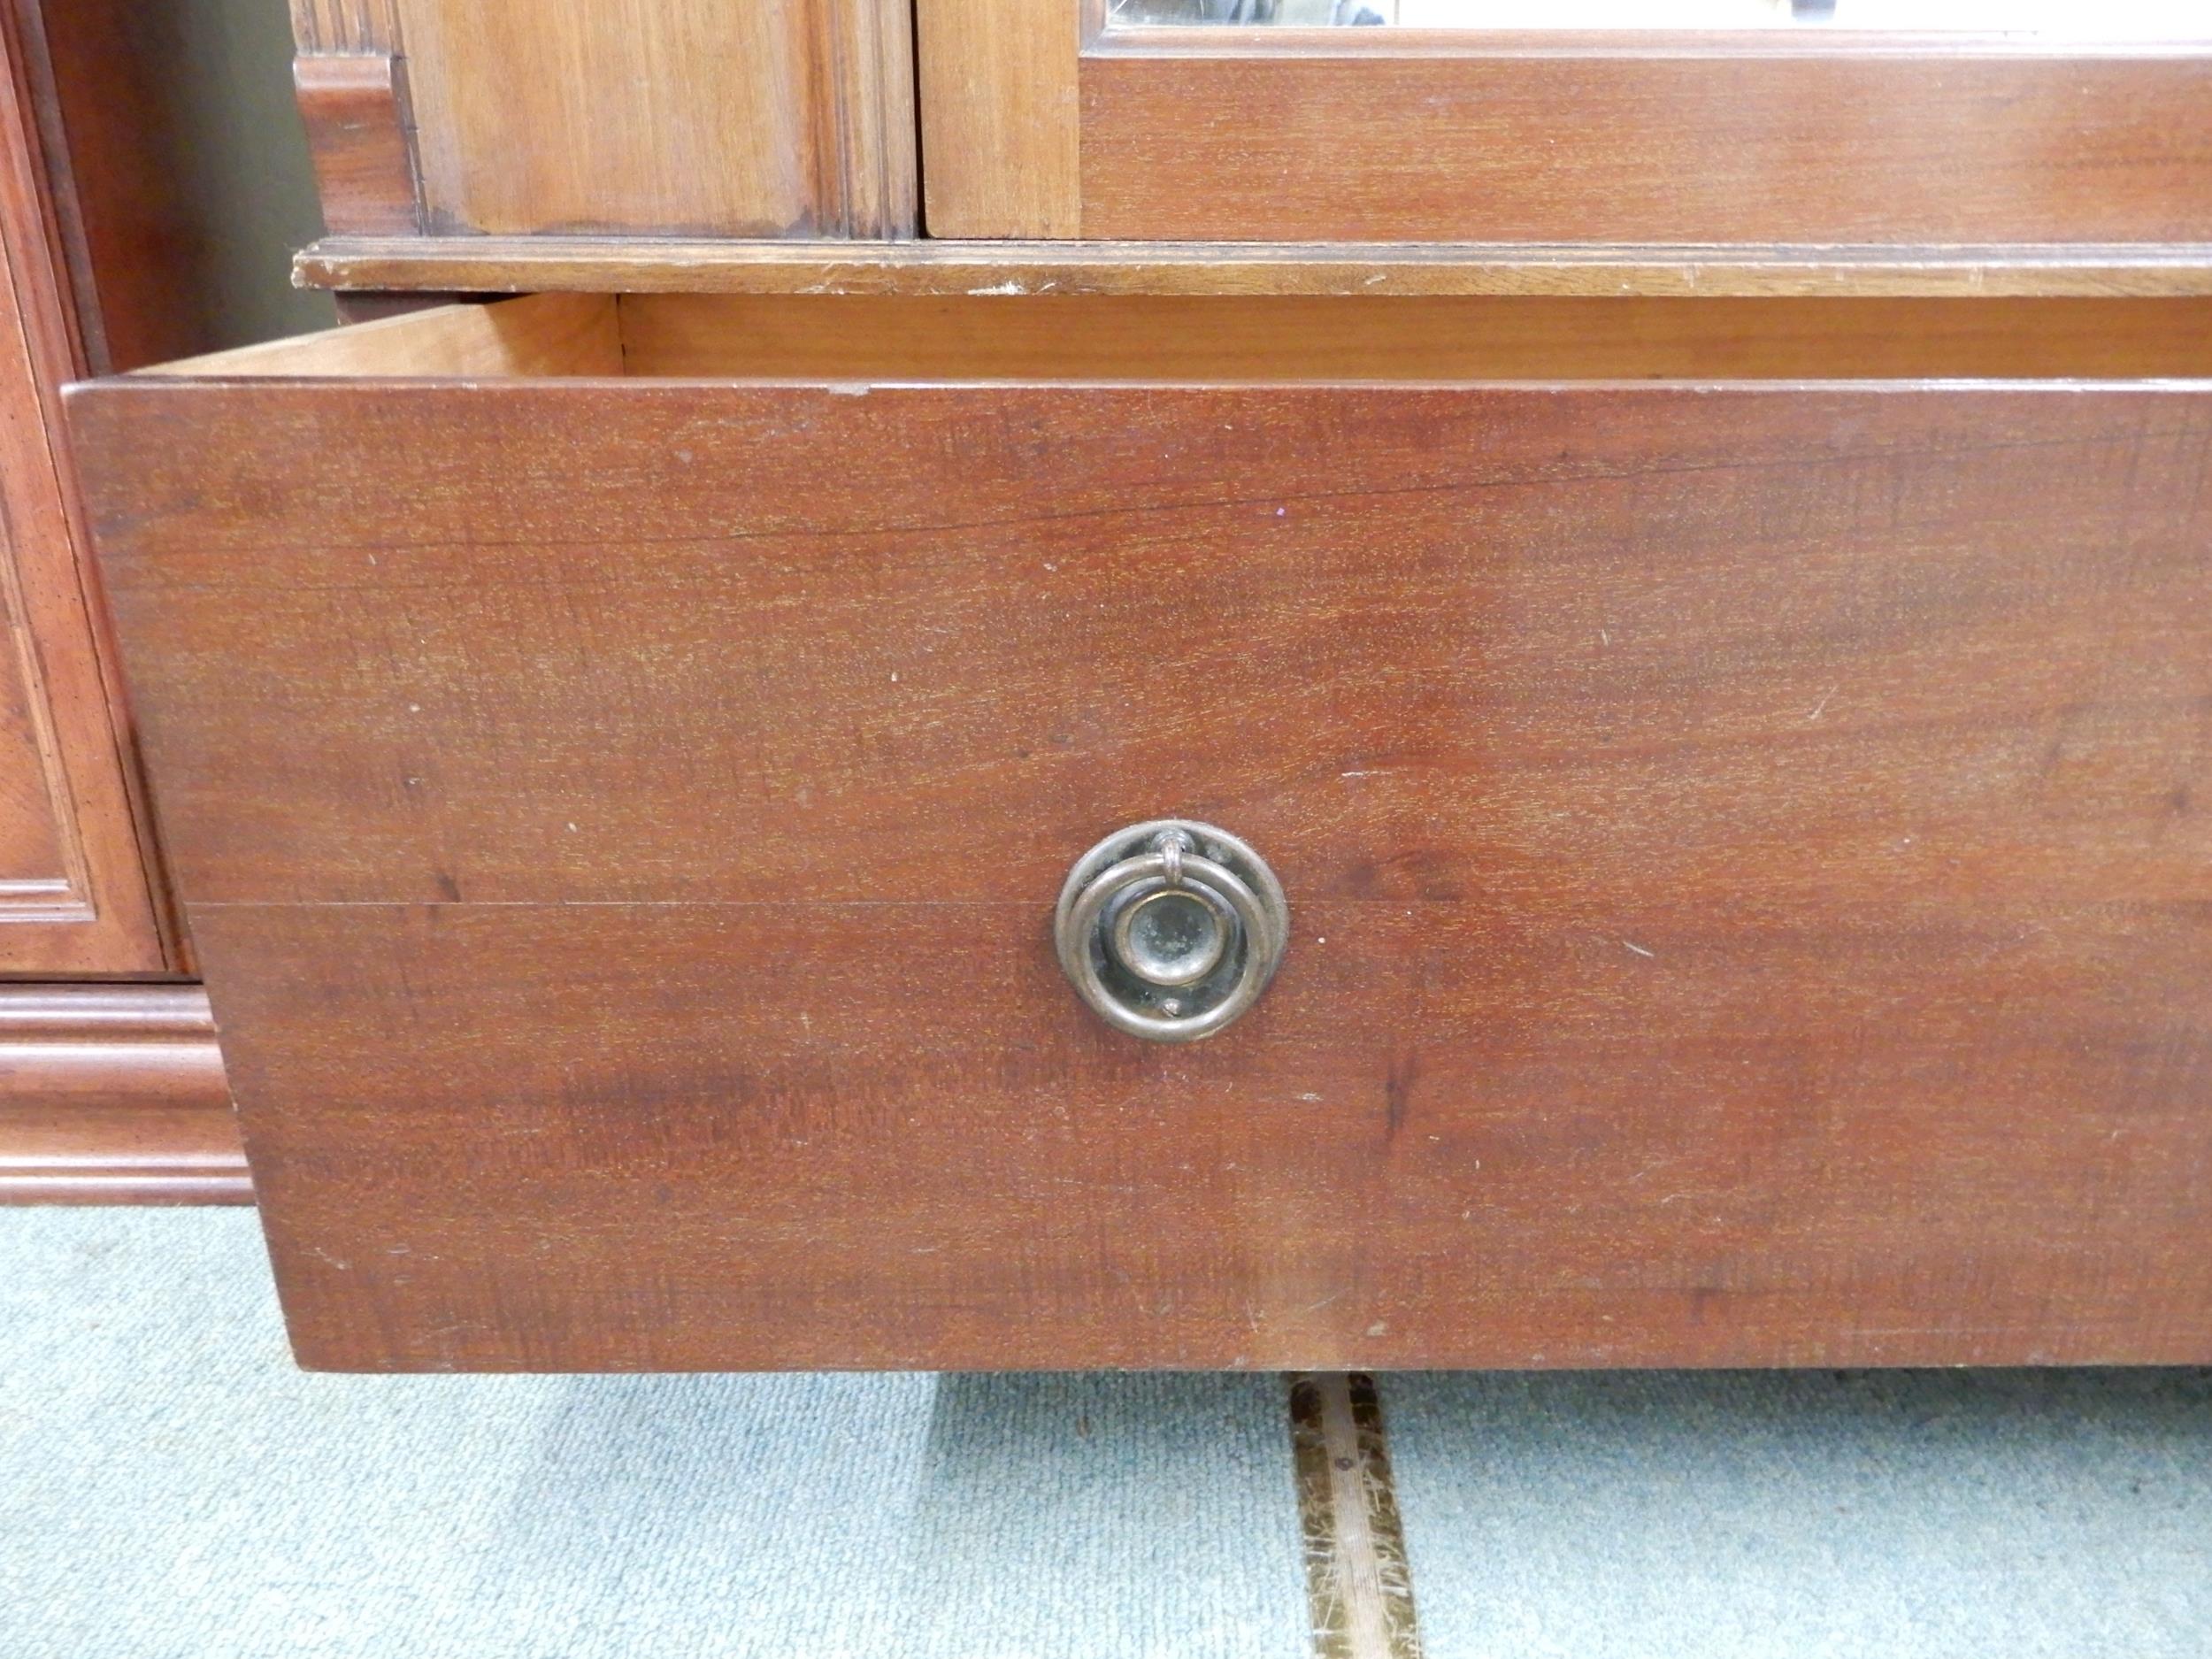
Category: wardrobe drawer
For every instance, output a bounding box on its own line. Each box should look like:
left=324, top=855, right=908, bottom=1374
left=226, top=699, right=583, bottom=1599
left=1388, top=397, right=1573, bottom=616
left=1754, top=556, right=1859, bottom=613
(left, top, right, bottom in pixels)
left=66, top=296, right=2212, bottom=1371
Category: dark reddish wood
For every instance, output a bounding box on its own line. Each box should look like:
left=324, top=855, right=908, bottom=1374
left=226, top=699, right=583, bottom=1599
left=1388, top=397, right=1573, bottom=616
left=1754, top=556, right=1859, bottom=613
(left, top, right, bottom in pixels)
left=295, top=55, right=419, bottom=237
left=0, top=15, right=170, bottom=973
left=68, top=376, right=2212, bottom=1371
left=0, top=985, right=246, bottom=1203
left=14, top=0, right=213, bottom=372
left=1079, top=48, right=2212, bottom=245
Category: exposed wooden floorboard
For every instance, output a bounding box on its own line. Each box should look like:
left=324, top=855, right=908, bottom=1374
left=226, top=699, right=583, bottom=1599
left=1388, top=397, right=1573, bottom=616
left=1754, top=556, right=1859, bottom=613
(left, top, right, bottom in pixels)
left=1292, top=1373, right=1425, bottom=1659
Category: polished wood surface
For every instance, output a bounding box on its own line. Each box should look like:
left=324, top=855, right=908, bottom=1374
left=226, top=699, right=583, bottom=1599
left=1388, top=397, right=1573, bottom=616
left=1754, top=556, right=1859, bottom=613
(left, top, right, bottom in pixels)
left=616, top=295, right=2212, bottom=382
left=291, top=236, right=2212, bottom=300
left=141, top=292, right=618, bottom=380
left=914, top=11, right=2212, bottom=244
left=917, top=0, right=1079, bottom=237
left=1077, top=44, right=2212, bottom=244
left=271, top=0, right=2212, bottom=254
left=149, top=293, right=2212, bottom=385
left=289, top=0, right=396, bottom=55
left=0, top=22, right=166, bottom=973
left=385, top=0, right=915, bottom=238
left=294, top=54, right=418, bottom=237
left=17, top=0, right=215, bottom=370
left=71, top=355, right=2212, bottom=1369
left=818, top=0, right=921, bottom=242
left=0, top=985, right=244, bottom=1203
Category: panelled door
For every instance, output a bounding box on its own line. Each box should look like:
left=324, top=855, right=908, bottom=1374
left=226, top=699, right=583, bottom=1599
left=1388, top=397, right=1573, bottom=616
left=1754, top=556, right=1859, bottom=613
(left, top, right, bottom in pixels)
left=0, top=26, right=165, bottom=975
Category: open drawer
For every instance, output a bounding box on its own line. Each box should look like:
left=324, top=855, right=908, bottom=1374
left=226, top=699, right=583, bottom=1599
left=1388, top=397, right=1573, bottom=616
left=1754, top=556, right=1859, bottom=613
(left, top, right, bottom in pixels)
left=65, top=293, right=2212, bottom=1371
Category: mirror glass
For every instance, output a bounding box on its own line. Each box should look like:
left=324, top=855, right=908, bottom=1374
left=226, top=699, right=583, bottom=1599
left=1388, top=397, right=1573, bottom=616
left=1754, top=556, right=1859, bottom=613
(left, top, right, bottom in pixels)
left=1107, top=0, right=2201, bottom=34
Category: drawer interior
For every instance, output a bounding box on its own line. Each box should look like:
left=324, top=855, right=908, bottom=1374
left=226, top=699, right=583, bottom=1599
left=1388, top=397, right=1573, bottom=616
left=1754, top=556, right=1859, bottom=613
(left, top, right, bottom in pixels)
left=138, top=292, right=2212, bottom=385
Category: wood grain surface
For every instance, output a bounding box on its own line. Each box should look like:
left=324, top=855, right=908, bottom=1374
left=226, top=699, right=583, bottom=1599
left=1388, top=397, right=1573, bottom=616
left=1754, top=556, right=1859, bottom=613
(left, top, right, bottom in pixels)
left=19, top=0, right=222, bottom=371
left=0, top=985, right=243, bottom=1203
left=0, top=19, right=167, bottom=972
left=391, top=0, right=915, bottom=238
left=70, top=374, right=2212, bottom=1371
left=288, top=0, right=396, bottom=57
left=289, top=235, right=2212, bottom=301
left=916, top=0, right=1079, bottom=237
left=294, top=55, right=418, bottom=237
left=812, top=0, right=918, bottom=242
left=1077, top=46, right=2212, bottom=245
left=1291, top=1373, right=1420, bottom=1659
left=137, top=292, right=618, bottom=380
left=111, top=291, right=2212, bottom=386
left=616, top=295, right=2212, bottom=382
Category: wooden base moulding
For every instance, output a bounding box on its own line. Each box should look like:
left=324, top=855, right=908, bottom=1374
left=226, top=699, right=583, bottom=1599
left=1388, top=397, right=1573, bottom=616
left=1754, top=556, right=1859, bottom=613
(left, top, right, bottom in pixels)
left=0, top=985, right=247, bottom=1203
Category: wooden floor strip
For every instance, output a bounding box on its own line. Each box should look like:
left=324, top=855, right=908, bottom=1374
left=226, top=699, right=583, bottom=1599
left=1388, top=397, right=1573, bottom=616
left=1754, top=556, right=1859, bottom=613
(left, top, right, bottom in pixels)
left=1289, top=1372, right=1425, bottom=1659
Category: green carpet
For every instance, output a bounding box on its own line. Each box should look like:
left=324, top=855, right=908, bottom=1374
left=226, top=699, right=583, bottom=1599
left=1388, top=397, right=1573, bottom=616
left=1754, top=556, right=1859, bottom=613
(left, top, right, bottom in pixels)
left=4, top=1207, right=2207, bottom=1656
left=0, top=1210, right=1304, bottom=1659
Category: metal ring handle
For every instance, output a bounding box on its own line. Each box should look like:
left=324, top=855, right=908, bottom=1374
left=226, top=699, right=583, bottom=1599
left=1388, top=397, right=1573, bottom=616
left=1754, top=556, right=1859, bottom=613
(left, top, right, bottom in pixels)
left=1054, top=820, right=1288, bottom=1043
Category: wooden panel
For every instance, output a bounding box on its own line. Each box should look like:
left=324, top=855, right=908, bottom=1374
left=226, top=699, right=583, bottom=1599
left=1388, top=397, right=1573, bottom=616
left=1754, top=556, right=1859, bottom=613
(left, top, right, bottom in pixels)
left=617, top=296, right=2212, bottom=381
left=291, top=236, right=2212, bottom=301
left=295, top=56, right=419, bottom=237
left=288, top=7, right=419, bottom=253
left=1077, top=45, right=2212, bottom=244
left=96, top=288, right=2212, bottom=388
left=0, top=985, right=244, bottom=1203
left=393, top=0, right=916, bottom=239
left=190, top=888, right=2211, bottom=1372
left=136, top=294, right=620, bottom=380
left=17, top=0, right=218, bottom=370
left=0, top=24, right=165, bottom=973
left=917, top=0, right=1080, bottom=236
left=818, top=0, right=919, bottom=242
left=69, top=377, right=2212, bottom=1370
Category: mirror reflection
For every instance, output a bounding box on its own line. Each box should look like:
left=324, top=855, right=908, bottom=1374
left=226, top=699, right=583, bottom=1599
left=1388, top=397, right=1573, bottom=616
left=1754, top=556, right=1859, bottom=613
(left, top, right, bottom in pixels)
left=1108, top=0, right=2201, bottom=33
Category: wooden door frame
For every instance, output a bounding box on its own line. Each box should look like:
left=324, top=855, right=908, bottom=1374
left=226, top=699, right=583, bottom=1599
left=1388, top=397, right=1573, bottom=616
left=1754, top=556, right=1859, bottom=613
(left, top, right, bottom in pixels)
left=0, top=4, right=174, bottom=972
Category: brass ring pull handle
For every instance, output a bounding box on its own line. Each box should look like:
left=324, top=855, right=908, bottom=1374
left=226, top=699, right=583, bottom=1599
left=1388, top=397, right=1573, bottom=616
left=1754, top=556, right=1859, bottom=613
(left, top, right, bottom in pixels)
left=1054, top=820, right=1289, bottom=1043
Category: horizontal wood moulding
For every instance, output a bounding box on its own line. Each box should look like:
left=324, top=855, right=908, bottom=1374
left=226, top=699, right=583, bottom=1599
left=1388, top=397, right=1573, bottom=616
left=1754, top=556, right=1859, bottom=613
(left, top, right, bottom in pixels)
left=148, top=292, right=2212, bottom=385
left=293, top=237, right=2212, bottom=299
left=0, top=985, right=247, bottom=1204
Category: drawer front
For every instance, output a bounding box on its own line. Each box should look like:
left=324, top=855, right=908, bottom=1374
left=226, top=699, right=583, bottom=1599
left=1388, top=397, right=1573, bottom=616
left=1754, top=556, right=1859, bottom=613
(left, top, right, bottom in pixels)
left=71, top=381, right=2212, bottom=1371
